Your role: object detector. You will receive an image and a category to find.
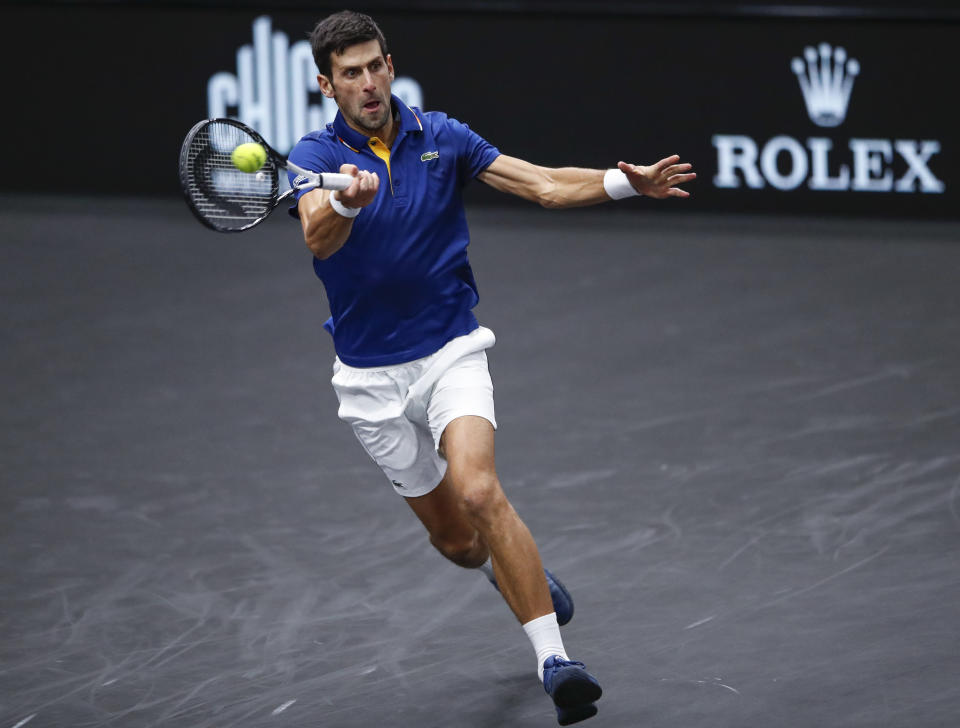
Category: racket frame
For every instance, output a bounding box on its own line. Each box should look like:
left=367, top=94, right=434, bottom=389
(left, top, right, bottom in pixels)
left=179, top=118, right=353, bottom=233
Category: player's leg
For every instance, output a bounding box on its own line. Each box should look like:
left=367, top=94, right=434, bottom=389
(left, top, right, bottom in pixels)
left=403, top=469, right=490, bottom=569
left=404, top=460, right=576, bottom=628
left=418, top=345, right=574, bottom=619
left=334, top=335, right=600, bottom=724
left=405, top=417, right=553, bottom=623
left=438, top=415, right=601, bottom=725
left=437, top=415, right=553, bottom=623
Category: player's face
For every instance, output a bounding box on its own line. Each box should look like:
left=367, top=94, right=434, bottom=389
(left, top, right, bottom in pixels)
left=320, top=40, right=394, bottom=135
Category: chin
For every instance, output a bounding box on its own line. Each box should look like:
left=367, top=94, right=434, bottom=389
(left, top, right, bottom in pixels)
left=358, top=110, right=390, bottom=133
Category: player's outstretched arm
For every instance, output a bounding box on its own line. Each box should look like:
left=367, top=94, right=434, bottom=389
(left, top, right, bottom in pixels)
left=476, top=154, right=695, bottom=208
left=477, top=155, right=606, bottom=208
left=298, top=164, right=379, bottom=259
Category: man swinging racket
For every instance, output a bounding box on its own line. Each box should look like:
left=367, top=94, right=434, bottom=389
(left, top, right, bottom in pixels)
left=287, top=10, right=695, bottom=725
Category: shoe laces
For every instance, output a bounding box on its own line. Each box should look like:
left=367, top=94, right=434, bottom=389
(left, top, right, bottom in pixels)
left=548, top=656, right=585, bottom=670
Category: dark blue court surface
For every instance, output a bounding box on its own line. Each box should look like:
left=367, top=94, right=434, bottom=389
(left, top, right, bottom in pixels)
left=2, top=198, right=959, bottom=727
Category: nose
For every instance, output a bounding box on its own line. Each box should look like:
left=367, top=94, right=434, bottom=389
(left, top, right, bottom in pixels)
left=362, top=69, right=376, bottom=90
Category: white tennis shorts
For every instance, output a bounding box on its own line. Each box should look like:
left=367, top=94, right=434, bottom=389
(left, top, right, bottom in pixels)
left=331, top=326, right=497, bottom=497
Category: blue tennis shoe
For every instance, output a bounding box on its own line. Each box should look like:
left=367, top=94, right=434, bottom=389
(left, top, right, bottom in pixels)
left=542, top=655, right=602, bottom=725
left=488, top=567, right=574, bottom=625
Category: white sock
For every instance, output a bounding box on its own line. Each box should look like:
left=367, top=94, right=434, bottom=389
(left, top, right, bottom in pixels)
left=522, top=612, right=568, bottom=682
left=478, top=557, right=495, bottom=582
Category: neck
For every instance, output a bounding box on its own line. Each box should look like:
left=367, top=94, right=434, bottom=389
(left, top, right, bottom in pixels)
left=374, top=114, right=398, bottom=148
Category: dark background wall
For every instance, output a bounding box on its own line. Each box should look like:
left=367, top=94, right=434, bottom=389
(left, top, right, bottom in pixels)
left=5, top=0, right=958, bottom=218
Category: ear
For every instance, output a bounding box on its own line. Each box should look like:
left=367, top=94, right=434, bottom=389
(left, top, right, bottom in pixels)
left=317, top=73, right=335, bottom=99
left=386, top=54, right=395, bottom=81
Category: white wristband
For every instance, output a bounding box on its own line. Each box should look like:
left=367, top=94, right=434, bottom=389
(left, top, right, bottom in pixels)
left=329, top=192, right=360, bottom=218
left=603, top=168, right=641, bottom=200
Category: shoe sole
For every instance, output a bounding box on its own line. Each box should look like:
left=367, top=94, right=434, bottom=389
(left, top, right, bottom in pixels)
left=550, top=668, right=603, bottom=709
left=557, top=702, right=598, bottom=726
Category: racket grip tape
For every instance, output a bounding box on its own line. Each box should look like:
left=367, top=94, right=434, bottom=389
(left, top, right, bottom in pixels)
left=319, top=173, right=355, bottom=191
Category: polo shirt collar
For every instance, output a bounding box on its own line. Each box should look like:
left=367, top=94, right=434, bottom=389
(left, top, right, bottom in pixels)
left=331, top=94, right=423, bottom=152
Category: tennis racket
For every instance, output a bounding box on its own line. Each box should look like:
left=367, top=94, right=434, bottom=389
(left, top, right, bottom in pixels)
left=179, top=118, right=353, bottom=233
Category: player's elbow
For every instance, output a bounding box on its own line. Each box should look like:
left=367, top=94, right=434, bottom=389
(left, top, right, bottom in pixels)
left=310, top=245, right=333, bottom=261
left=303, top=227, right=338, bottom=260
left=307, top=238, right=337, bottom=260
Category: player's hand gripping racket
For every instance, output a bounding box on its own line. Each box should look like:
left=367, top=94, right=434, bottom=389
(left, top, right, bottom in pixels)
left=179, top=118, right=353, bottom=233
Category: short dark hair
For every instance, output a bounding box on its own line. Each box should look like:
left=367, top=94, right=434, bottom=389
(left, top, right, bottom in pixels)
left=310, top=10, right=389, bottom=79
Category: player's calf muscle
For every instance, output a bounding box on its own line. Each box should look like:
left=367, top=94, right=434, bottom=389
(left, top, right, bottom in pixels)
left=429, top=532, right=488, bottom=568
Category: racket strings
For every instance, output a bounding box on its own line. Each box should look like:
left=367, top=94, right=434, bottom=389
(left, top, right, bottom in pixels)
left=182, top=121, right=279, bottom=231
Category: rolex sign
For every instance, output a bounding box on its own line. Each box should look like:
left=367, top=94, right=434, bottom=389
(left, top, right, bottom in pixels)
left=712, top=43, right=944, bottom=196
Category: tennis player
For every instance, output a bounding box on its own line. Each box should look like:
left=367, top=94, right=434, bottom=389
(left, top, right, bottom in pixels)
left=287, top=11, right=695, bottom=725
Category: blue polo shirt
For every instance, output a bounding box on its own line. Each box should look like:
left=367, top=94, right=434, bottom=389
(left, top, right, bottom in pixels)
left=287, top=96, right=500, bottom=367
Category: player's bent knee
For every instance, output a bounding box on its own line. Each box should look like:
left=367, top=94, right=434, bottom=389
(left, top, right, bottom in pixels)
left=460, top=475, right=509, bottom=525
left=429, top=533, right=486, bottom=568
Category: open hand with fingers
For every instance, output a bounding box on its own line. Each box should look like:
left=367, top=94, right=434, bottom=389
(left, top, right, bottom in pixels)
left=618, top=156, right=696, bottom=199
left=335, top=163, right=380, bottom=208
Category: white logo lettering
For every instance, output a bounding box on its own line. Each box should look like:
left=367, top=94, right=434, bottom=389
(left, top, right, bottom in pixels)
left=206, top=16, right=424, bottom=155
left=850, top=139, right=893, bottom=191
left=712, top=135, right=763, bottom=189
left=713, top=135, right=944, bottom=193
left=808, top=138, right=850, bottom=191
left=760, top=135, right=808, bottom=190
left=894, top=140, right=945, bottom=193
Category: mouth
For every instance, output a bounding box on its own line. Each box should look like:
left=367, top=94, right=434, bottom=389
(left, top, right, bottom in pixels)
left=363, top=99, right=382, bottom=113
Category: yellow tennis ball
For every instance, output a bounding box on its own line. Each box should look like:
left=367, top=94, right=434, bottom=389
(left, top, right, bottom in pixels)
left=231, top=143, right=267, bottom=173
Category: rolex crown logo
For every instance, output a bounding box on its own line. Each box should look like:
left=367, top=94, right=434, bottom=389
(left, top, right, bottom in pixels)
left=791, top=43, right=860, bottom=128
